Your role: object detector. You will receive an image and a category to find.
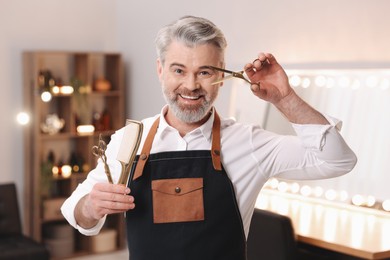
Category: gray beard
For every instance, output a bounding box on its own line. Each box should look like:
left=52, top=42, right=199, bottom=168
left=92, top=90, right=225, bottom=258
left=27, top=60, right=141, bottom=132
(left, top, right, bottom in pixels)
left=163, top=92, right=213, bottom=124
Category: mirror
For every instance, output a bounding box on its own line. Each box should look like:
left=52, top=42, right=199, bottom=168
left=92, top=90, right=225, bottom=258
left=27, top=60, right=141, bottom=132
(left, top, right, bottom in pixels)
left=229, top=67, right=390, bottom=205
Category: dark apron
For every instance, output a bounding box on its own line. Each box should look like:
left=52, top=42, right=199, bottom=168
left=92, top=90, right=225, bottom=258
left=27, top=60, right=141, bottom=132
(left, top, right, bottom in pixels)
left=126, top=112, right=246, bottom=260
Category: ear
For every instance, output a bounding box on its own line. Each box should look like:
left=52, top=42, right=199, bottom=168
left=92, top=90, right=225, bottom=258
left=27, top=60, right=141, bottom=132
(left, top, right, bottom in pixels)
left=156, top=58, right=163, bottom=82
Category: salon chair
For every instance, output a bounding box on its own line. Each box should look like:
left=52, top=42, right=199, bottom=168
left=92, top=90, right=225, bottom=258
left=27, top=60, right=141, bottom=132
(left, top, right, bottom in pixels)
left=247, top=208, right=330, bottom=260
left=0, top=183, right=50, bottom=260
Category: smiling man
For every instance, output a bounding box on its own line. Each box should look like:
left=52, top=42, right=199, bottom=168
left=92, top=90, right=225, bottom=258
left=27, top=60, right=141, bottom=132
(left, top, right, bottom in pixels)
left=61, top=16, right=357, bottom=260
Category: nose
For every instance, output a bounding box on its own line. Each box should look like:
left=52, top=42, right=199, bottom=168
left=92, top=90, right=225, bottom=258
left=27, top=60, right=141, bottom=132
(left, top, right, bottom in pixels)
left=184, top=75, right=201, bottom=91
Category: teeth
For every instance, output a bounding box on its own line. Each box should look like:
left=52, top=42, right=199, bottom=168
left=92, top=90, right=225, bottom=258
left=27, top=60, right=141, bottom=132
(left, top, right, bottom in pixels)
left=181, top=95, right=199, bottom=100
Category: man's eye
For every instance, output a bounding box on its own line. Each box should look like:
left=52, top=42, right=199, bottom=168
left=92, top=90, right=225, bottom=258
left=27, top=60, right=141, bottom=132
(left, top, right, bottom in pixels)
left=199, top=70, right=212, bottom=77
left=174, top=68, right=183, bottom=74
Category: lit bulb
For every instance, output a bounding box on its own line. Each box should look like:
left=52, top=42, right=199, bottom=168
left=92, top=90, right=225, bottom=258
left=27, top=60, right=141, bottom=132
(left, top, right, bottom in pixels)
left=300, top=185, right=312, bottom=197
left=41, top=91, right=52, bottom=102
left=61, top=165, right=72, bottom=178
left=290, top=182, right=300, bottom=193
left=16, top=112, right=30, bottom=125
left=52, top=86, right=60, bottom=94
left=289, top=75, right=301, bottom=87
left=382, top=200, right=390, bottom=211
left=366, top=195, right=376, bottom=207
left=325, top=189, right=337, bottom=201
left=352, top=194, right=364, bottom=206
left=277, top=181, right=288, bottom=193
left=301, top=78, right=311, bottom=88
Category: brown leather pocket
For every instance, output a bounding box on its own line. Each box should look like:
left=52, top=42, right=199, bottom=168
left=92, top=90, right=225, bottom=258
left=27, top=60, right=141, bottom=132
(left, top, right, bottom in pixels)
left=151, top=178, right=204, bottom=223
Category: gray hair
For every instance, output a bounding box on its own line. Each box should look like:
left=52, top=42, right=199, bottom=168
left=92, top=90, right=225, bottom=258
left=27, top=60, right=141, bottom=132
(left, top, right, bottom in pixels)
left=155, top=16, right=227, bottom=64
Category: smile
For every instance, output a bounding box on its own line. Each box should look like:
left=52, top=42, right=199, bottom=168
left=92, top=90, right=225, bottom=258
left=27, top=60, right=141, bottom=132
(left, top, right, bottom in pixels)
left=179, top=94, right=202, bottom=100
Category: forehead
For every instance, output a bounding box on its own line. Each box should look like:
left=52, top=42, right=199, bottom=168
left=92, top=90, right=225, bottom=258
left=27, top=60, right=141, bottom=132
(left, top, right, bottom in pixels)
left=164, top=40, right=223, bottom=68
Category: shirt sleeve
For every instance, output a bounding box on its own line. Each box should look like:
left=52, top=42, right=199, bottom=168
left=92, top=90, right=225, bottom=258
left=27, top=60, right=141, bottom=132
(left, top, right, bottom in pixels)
left=254, top=115, right=357, bottom=180
left=60, top=128, right=125, bottom=235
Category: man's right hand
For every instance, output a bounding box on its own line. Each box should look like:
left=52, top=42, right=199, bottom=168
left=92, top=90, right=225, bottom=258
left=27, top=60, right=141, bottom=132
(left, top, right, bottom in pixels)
left=75, top=183, right=135, bottom=229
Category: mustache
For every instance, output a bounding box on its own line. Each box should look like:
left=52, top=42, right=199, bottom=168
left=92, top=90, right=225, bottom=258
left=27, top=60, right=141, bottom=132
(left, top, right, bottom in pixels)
left=176, top=89, right=206, bottom=96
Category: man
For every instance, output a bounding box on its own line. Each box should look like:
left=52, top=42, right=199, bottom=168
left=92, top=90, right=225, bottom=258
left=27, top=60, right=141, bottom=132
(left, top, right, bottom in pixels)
left=61, top=16, right=357, bottom=260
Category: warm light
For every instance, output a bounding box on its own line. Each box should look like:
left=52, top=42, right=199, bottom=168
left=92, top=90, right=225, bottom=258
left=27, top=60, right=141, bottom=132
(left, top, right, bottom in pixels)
left=277, top=181, right=288, bottom=193
left=325, top=189, right=337, bottom=201
left=16, top=112, right=30, bottom=125
left=352, top=194, right=365, bottom=206
left=52, top=166, right=59, bottom=177
left=41, top=91, right=52, bottom=102
left=382, top=200, right=390, bottom=211
left=51, top=86, right=60, bottom=94
left=268, top=178, right=279, bottom=189
left=290, top=182, right=300, bottom=193
left=61, top=165, right=72, bottom=178
left=59, top=86, right=74, bottom=95
left=366, top=195, right=376, bottom=207
left=76, top=125, right=95, bottom=134
left=300, top=185, right=312, bottom=197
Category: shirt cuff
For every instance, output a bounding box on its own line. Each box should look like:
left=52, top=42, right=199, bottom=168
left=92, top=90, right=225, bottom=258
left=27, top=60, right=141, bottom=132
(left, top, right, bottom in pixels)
left=60, top=186, right=106, bottom=236
left=291, top=115, right=342, bottom=151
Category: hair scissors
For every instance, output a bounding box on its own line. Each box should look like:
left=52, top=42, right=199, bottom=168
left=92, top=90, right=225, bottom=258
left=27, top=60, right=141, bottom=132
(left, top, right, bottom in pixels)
left=92, top=134, right=114, bottom=183
left=206, top=66, right=261, bottom=87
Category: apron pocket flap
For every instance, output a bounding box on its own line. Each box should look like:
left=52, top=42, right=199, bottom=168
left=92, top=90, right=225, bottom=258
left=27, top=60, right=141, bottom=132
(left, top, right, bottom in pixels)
left=152, top=178, right=203, bottom=196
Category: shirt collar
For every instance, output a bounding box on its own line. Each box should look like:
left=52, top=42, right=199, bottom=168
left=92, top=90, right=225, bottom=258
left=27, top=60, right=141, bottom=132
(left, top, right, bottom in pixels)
left=157, top=105, right=215, bottom=142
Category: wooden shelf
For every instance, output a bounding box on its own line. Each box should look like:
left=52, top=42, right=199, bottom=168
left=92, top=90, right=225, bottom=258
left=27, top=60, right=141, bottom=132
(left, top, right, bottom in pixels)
left=22, top=51, right=126, bottom=258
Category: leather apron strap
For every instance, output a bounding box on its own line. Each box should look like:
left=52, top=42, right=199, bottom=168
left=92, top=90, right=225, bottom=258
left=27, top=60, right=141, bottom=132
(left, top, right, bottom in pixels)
left=133, top=111, right=222, bottom=180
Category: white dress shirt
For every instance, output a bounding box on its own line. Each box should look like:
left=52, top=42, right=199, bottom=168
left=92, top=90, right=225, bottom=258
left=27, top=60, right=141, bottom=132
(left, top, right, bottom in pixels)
left=61, top=105, right=357, bottom=238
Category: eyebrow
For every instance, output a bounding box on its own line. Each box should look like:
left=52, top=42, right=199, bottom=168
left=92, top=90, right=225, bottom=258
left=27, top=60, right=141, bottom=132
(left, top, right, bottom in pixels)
left=169, top=63, right=214, bottom=70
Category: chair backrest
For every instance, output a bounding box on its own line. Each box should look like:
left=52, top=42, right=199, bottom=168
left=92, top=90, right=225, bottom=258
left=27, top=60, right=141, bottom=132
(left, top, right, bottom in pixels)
left=0, top=183, right=22, bottom=236
left=247, top=208, right=297, bottom=260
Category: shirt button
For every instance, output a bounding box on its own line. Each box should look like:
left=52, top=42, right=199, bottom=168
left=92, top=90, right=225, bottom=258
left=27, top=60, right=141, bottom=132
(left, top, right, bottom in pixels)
left=175, top=187, right=181, bottom=193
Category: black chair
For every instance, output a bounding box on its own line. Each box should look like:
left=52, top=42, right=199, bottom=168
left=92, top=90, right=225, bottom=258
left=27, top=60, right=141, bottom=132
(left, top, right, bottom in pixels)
left=247, top=208, right=330, bottom=260
left=0, top=183, right=50, bottom=260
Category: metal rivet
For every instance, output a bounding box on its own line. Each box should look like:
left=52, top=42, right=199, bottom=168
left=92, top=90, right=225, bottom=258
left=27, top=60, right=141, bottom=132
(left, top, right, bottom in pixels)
left=140, top=154, right=147, bottom=160
left=175, top=187, right=181, bottom=193
left=213, top=149, right=220, bottom=156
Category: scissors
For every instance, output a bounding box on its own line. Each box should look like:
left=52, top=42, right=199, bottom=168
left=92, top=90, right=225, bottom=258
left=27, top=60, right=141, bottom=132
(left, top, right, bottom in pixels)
left=207, top=65, right=261, bottom=87
left=92, top=134, right=114, bottom=184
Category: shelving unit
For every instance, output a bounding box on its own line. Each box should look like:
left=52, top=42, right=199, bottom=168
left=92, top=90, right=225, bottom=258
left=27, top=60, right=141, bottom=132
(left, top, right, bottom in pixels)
left=22, top=51, right=126, bottom=258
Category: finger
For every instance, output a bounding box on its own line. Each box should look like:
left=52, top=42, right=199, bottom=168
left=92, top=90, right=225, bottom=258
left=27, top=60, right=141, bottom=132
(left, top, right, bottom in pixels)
left=264, top=53, right=277, bottom=65
left=99, top=199, right=135, bottom=211
left=244, top=63, right=256, bottom=77
left=94, top=182, right=130, bottom=195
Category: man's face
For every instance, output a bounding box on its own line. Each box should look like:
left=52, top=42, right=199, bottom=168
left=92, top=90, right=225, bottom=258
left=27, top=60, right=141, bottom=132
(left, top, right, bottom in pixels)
left=157, top=41, right=224, bottom=124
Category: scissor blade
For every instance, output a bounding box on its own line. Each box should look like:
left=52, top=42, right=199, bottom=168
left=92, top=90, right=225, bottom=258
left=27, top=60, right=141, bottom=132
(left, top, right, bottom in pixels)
left=211, top=75, right=234, bottom=85
left=207, top=66, right=236, bottom=75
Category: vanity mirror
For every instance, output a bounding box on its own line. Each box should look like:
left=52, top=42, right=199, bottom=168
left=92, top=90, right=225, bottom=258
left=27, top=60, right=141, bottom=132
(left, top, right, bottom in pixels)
left=229, top=66, right=390, bottom=207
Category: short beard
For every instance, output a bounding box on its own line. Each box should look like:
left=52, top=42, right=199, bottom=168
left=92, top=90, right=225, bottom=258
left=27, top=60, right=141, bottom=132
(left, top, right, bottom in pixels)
left=162, top=87, right=216, bottom=124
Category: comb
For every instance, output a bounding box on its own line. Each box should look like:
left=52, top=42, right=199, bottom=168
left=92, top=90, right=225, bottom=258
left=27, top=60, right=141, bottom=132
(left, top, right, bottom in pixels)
left=116, top=120, right=143, bottom=186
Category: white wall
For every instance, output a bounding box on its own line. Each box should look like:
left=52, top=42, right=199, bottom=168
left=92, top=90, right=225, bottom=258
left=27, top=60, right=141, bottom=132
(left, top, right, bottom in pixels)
left=2, top=0, right=390, bottom=221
